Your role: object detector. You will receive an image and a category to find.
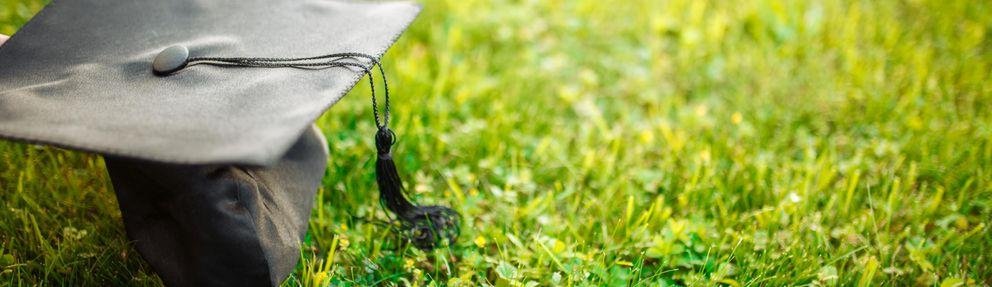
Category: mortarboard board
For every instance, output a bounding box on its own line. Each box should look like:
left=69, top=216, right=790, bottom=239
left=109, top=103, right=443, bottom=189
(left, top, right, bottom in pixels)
left=0, top=0, right=421, bottom=166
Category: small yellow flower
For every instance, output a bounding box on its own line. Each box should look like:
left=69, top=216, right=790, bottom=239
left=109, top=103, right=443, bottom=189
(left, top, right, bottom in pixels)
left=551, top=239, right=566, bottom=253
left=695, top=104, right=708, bottom=117
left=312, top=271, right=329, bottom=285
left=638, top=129, right=654, bottom=144
left=339, top=223, right=348, bottom=231
left=473, top=235, right=487, bottom=248
left=731, top=112, right=743, bottom=125
left=404, top=258, right=415, bottom=270
left=698, top=149, right=711, bottom=163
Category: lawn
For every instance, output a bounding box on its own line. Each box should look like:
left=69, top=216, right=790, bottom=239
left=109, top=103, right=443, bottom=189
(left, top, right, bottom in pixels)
left=1, top=0, right=990, bottom=285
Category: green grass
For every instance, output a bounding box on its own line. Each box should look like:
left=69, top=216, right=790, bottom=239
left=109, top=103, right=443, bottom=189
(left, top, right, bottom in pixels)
left=2, top=0, right=991, bottom=285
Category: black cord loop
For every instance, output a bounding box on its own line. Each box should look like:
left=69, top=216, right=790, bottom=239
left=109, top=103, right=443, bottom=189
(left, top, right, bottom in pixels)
left=185, top=52, right=391, bottom=129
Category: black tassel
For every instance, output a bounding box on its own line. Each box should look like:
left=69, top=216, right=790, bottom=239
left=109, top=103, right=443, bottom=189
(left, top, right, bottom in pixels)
left=375, top=128, right=460, bottom=250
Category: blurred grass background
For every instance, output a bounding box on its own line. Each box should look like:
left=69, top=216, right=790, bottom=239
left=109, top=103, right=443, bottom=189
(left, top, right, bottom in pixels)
left=2, top=0, right=991, bottom=286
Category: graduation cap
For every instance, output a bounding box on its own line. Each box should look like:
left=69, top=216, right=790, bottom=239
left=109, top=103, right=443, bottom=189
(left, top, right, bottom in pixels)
left=0, top=0, right=458, bottom=249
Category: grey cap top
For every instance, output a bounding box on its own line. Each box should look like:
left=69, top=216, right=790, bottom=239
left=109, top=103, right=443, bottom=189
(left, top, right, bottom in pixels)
left=0, top=0, right=421, bottom=165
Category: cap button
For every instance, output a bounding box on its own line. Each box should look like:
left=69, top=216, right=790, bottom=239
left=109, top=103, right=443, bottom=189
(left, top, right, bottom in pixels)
left=152, top=45, right=189, bottom=76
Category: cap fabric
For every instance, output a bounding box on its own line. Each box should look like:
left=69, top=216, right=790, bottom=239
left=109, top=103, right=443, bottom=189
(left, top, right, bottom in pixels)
left=0, top=0, right=421, bottom=165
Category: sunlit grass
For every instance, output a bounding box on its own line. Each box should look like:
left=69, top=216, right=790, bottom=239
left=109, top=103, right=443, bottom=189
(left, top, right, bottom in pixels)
left=1, top=0, right=990, bottom=285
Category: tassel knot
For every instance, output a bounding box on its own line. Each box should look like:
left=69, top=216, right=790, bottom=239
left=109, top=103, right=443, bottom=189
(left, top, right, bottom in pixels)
left=375, top=127, right=396, bottom=156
